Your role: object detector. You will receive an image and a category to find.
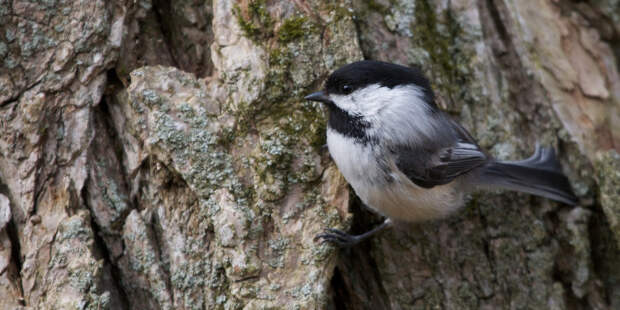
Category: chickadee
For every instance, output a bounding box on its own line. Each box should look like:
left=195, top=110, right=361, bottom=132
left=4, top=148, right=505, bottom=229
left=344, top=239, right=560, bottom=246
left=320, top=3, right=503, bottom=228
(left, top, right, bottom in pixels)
left=305, top=60, right=577, bottom=247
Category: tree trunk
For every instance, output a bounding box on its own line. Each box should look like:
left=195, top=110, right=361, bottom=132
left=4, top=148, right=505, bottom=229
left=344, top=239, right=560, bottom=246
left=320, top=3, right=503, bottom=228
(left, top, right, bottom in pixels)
left=0, top=0, right=619, bottom=309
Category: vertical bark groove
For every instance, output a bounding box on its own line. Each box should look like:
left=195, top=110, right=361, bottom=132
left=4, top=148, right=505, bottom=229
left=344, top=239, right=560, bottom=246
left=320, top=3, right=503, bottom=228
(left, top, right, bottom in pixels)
left=90, top=204, right=131, bottom=310
left=5, top=218, right=25, bottom=306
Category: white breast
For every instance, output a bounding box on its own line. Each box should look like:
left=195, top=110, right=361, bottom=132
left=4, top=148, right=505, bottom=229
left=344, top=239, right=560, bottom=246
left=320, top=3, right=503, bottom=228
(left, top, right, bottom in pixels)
left=326, top=128, right=383, bottom=201
left=327, top=129, right=465, bottom=222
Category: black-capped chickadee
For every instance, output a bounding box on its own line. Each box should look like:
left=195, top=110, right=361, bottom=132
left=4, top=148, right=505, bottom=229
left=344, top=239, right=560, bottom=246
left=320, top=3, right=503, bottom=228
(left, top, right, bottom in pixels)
left=305, top=60, right=577, bottom=247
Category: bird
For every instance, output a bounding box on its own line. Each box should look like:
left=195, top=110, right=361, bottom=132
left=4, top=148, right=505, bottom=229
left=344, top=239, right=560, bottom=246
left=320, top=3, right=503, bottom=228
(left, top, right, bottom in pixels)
left=304, top=60, right=578, bottom=247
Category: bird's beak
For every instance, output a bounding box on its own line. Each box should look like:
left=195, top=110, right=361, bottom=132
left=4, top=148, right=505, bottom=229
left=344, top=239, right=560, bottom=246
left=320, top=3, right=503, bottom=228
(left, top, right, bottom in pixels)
left=304, top=91, right=331, bottom=104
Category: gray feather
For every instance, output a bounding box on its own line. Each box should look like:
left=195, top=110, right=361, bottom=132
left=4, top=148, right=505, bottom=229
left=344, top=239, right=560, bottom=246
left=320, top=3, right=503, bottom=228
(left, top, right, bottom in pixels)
left=396, top=141, right=488, bottom=188
left=477, top=145, right=578, bottom=205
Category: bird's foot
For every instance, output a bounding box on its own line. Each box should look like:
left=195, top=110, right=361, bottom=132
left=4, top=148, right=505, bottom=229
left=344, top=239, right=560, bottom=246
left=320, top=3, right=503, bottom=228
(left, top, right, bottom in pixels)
left=314, top=228, right=365, bottom=248
left=314, top=219, right=393, bottom=248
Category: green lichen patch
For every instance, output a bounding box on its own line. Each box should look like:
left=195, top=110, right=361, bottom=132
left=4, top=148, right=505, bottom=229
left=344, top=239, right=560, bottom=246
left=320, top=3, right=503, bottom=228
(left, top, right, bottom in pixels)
left=97, top=172, right=130, bottom=217
left=595, top=150, right=620, bottom=247
left=366, top=0, right=390, bottom=15
left=234, top=0, right=274, bottom=42
left=48, top=211, right=111, bottom=309
left=246, top=99, right=327, bottom=205
left=277, top=16, right=312, bottom=43
left=407, top=0, right=476, bottom=112
left=252, top=126, right=294, bottom=202
left=121, top=2, right=361, bottom=304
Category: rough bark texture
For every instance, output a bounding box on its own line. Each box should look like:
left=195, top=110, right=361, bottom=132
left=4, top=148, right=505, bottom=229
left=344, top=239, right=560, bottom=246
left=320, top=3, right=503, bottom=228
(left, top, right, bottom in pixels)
left=0, top=0, right=619, bottom=309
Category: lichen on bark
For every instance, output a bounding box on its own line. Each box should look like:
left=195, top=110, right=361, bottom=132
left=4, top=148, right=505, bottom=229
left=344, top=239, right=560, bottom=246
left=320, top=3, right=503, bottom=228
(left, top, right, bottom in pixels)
left=0, top=0, right=619, bottom=309
left=100, top=0, right=361, bottom=308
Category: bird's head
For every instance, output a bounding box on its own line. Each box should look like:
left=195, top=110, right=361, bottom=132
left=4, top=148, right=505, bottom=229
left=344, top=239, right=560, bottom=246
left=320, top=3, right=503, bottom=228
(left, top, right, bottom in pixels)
left=305, top=60, right=437, bottom=141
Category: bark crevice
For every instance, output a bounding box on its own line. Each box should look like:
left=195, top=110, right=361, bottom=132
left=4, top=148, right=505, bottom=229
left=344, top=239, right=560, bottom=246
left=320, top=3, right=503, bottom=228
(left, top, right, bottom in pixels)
left=0, top=181, right=24, bottom=303
left=5, top=218, right=25, bottom=307
left=89, top=210, right=131, bottom=310
left=151, top=0, right=182, bottom=70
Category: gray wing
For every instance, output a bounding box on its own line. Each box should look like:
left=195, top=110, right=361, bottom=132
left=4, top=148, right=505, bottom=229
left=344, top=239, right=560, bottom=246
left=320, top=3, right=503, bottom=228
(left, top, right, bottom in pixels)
left=394, top=114, right=489, bottom=189
left=395, top=141, right=488, bottom=188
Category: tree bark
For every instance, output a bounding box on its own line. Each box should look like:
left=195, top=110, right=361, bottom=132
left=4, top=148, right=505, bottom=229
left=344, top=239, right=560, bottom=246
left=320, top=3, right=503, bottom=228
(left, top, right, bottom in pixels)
left=0, top=0, right=619, bottom=309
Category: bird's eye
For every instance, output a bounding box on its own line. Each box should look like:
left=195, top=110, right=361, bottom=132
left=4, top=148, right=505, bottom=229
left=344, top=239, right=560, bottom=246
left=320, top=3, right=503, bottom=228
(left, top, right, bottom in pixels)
left=342, top=85, right=352, bottom=94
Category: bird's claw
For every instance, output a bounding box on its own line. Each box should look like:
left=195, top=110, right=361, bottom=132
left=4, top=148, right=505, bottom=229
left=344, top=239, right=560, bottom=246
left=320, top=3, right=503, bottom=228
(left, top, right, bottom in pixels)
left=314, top=228, right=361, bottom=248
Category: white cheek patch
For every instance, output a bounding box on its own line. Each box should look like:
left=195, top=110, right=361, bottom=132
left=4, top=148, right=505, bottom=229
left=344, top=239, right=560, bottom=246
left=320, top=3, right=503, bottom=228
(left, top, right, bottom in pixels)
left=329, top=94, right=361, bottom=116
left=331, top=84, right=436, bottom=145
left=351, top=84, right=393, bottom=116
left=329, top=84, right=386, bottom=116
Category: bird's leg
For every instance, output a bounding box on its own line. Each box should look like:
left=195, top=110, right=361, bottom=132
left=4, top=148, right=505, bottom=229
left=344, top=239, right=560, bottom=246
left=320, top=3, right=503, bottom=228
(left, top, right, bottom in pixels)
left=314, top=218, right=392, bottom=247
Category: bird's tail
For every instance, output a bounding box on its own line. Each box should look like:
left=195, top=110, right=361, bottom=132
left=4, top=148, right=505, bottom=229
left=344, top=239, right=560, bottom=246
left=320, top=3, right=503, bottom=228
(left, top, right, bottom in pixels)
left=477, top=145, right=578, bottom=205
